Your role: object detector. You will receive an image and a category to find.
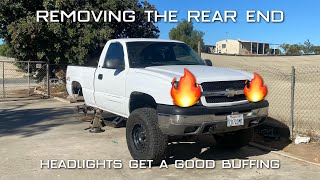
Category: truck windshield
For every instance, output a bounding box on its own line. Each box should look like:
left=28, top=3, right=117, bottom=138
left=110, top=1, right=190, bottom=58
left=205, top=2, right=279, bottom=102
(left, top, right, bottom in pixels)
left=126, top=42, right=206, bottom=68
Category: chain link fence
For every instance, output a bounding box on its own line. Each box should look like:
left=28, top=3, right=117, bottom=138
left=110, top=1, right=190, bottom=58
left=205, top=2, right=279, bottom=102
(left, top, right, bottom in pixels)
left=294, top=66, right=320, bottom=136
left=202, top=53, right=320, bottom=138
left=0, top=59, right=48, bottom=98
left=0, top=57, right=67, bottom=99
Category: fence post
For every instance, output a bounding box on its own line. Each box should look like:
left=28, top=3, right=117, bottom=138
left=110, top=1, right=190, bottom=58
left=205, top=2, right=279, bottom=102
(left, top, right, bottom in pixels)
left=27, top=61, right=30, bottom=96
left=2, top=62, right=4, bottom=98
left=290, top=66, right=296, bottom=139
left=198, top=41, right=201, bottom=56
left=46, top=60, right=50, bottom=96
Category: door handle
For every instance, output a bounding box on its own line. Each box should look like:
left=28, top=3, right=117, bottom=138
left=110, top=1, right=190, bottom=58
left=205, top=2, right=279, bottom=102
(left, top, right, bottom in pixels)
left=98, top=74, right=103, bottom=80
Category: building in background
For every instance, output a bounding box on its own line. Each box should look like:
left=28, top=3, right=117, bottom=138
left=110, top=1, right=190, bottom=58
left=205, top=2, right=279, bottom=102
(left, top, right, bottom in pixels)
left=215, top=39, right=280, bottom=55
left=202, top=45, right=216, bottom=54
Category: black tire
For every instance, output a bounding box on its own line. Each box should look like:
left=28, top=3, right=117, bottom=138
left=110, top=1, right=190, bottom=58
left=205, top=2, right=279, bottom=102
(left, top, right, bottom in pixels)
left=126, top=108, right=168, bottom=165
left=72, top=82, right=83, bottom=96
left=214, top=128, right=254, bottom=149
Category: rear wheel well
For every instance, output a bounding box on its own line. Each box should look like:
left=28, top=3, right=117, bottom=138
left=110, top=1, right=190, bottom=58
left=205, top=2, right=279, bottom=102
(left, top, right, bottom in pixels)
left=71, top=81, right=83, bottom=96
left=129, top=92, right=157, bottom=113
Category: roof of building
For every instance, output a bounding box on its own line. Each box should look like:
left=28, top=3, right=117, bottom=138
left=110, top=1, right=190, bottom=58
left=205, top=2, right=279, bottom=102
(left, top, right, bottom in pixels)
left=216, top=39, right=280, bottom=45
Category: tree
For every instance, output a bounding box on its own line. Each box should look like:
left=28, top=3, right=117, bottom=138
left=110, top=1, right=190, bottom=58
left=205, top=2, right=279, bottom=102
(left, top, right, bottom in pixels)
left=169, top=20, right=204, bottom=51
left=303, top=39, right=314, bottom=54
left=0, top=42, right=12, bottom=57
left=280, top=44, right=290, bottom=55
left=0, top=0, right=159, bottom=65
left=280, top=43, right=305, bottom=55
left=288, top=44, right=304, bottom=55
left=314, top=46, right=320, bottom=55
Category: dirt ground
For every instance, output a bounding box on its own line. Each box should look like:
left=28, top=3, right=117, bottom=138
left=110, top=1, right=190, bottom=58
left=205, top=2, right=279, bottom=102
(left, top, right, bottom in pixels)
left=201, top=54, right=320, bottom=70
left=1, top=97, right=320, bottom=180
left=283, top=143, right=320, bottom=163
left=253, top=132, right=320, bottom=164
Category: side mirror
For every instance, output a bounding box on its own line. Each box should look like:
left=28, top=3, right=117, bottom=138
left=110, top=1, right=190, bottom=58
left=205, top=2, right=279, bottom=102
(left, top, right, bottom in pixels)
left=204, top=59, right=213, bottom=66
left=104, top=59, right=124, bottom=69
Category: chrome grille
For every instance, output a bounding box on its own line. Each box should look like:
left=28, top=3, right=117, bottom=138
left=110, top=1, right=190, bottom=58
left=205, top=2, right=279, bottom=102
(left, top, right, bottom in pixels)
left=205, top=95, right=246, bottom=103
left=201, top=80, right=246, bottom=91
left=201, top=80, right=247, bottom=104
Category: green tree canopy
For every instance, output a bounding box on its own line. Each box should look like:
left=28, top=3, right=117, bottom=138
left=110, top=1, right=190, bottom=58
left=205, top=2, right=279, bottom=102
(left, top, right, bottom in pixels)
left=0, top=0, right=159, bottom=65
left=0, top=42, right=12, bottom=57
left=280, top=43, right=290, bottom=55
left=287, top=44, right=304, bottom=55
left=280, top=40, right=317, bottom=55
left=169, top=20, right=204, bottom=51
left=280, top=43, right=305, bottom=55
left=314, top=46, right=320, bottom=55
left=303, top=39, right=314, bottom=54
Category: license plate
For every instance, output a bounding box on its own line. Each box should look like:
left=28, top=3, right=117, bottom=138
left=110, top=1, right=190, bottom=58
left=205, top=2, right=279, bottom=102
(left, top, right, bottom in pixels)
left=227, top=114, right=244, bottom=127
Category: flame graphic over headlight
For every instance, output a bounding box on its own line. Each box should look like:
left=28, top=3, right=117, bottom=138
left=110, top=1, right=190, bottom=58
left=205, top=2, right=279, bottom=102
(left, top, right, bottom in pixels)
left=244, top=72, right=268, bottom=102
left=171, top=68, right=201, bottom=107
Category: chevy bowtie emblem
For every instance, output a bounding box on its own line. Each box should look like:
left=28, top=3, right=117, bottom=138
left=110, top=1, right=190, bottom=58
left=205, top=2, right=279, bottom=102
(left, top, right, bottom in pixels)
left=224, top=89, right=243, bottom=97
left=201, top=89, right=244, bottom=97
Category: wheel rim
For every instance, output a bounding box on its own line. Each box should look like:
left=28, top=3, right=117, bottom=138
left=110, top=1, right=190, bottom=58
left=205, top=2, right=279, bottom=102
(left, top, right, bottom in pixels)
left=132, top=124, right=147, bottom=152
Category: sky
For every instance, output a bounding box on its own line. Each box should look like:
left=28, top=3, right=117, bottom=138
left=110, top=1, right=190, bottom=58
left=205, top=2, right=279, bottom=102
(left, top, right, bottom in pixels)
left=148, top=0, right=320, bottom=45
left=0, top=0, right=319, bottom=46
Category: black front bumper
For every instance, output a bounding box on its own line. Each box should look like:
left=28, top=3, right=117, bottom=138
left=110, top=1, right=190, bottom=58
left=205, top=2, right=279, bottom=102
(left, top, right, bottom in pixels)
left=157, top=100, right=269, bottom=135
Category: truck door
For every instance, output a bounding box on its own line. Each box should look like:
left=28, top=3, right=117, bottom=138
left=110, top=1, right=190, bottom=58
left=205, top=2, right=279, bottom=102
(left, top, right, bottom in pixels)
left=94, top=42, right=127, bottom=116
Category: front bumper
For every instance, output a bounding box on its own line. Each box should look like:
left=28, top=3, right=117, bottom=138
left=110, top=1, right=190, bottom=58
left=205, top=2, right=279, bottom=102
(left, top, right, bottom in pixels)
left=157, top=100, right=269, bottom=135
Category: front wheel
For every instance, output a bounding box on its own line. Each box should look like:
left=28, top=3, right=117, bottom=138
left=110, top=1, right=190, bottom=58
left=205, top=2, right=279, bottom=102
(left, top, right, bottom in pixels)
left=126, top=108, right=168, bottom=165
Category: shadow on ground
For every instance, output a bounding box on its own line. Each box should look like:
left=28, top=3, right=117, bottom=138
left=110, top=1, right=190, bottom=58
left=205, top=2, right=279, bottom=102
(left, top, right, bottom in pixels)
left=253, top=117, right=292, bottom=150
left=0, top=103, right=79, bottom=137
left=165, top=142, right=269, bottom=165
left=0, top=95, right=45, bottom=102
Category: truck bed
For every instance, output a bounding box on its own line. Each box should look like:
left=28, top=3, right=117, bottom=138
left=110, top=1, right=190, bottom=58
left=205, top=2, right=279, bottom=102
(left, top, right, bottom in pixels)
left=66, top=65, right=96, bottom=106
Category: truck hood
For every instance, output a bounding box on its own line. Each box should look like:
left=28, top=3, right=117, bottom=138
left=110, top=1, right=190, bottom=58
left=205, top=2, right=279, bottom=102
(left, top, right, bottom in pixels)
left=133, top=65, right=253, bottom=83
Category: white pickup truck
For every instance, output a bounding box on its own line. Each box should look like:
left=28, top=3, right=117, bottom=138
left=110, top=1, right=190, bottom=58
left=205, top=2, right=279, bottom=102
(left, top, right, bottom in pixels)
left=66, top=38, right=268, bottom=164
